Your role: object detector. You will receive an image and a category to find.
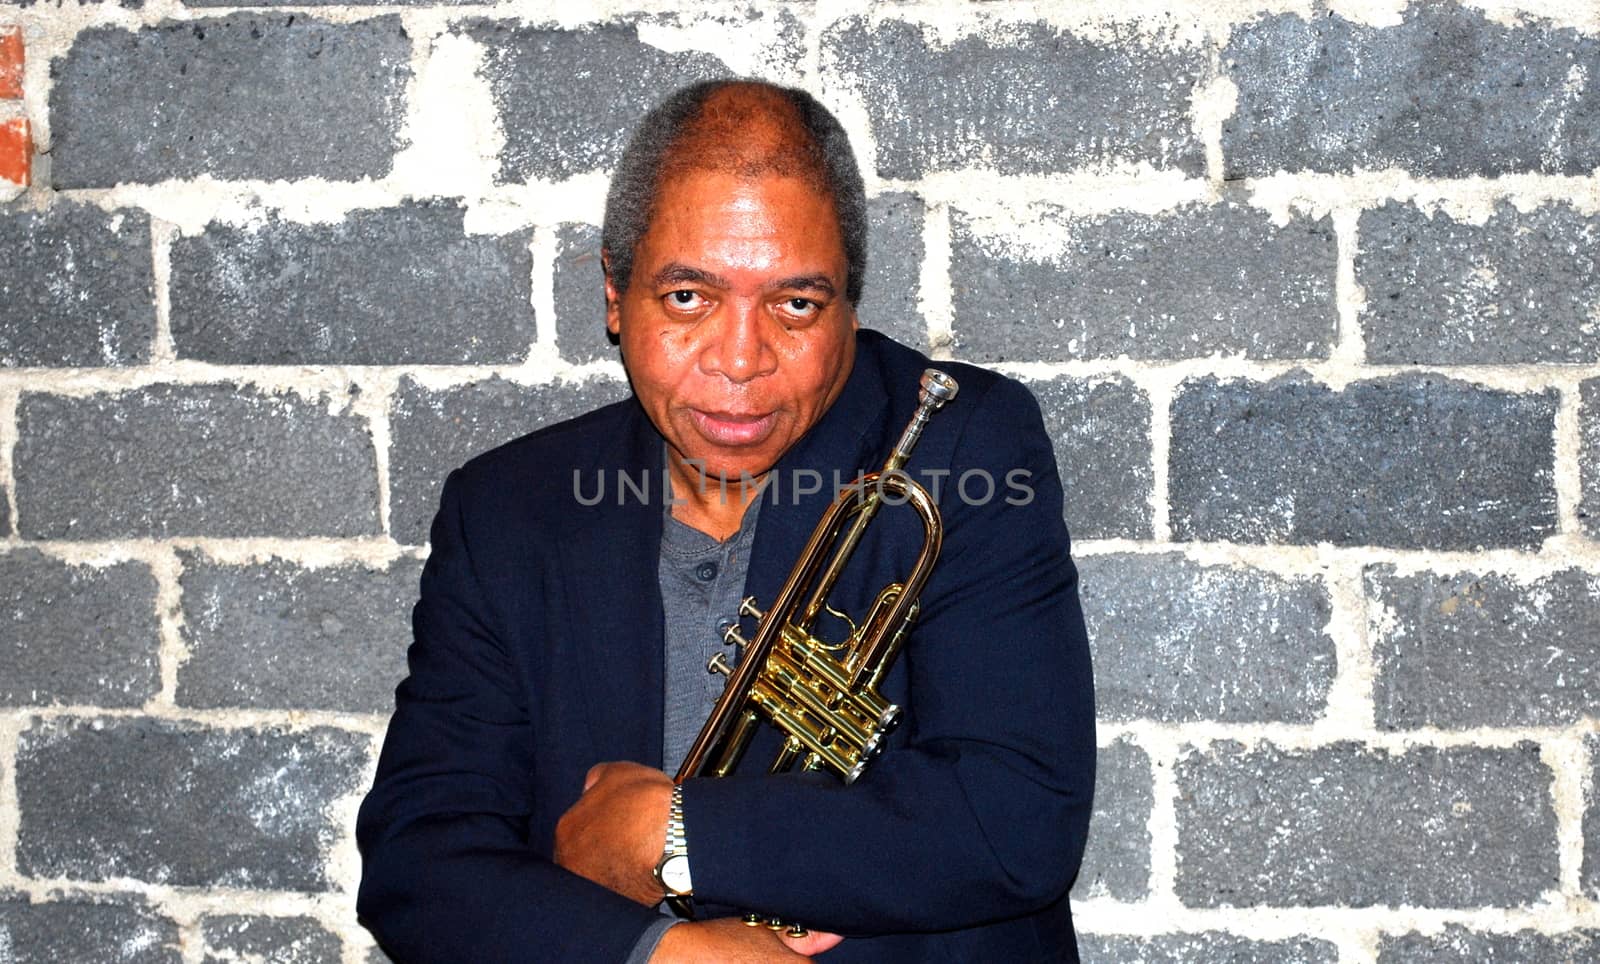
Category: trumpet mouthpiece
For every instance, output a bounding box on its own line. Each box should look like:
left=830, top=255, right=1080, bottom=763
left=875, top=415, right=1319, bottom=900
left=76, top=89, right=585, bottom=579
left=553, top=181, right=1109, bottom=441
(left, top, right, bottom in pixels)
left=919, top=369, right=959, bottom=410
left=890, top=369, right=962, bottom=468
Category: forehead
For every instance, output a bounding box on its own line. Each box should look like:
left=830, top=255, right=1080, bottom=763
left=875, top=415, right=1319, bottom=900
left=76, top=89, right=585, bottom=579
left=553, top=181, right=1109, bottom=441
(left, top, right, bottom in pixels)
left=638, top=170, right=847, bottom=273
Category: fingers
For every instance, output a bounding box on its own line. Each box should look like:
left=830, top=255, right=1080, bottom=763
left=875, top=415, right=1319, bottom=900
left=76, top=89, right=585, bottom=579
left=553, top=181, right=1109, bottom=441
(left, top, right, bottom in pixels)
left=781, top=929, right=844, bottom=957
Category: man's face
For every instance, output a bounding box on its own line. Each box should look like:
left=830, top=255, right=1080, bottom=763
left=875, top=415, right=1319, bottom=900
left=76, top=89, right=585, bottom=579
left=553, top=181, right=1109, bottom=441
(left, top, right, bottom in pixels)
left=606, top=170, right=857, bottom=487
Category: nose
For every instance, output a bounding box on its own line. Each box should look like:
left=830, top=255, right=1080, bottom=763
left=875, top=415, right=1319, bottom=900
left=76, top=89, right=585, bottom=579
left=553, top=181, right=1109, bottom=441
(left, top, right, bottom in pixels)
left=699, top=302, right=777, bottom=383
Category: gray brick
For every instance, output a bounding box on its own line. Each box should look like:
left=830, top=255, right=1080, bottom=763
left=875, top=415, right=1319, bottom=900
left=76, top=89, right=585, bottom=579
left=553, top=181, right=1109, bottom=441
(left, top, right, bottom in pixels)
left=553, top=222, right=610, bottom=365
left=367, top=947, right=394, bottom=964
left=1368, top=566, right=1600, bottom=729
left=0, top=203, right=154, bottom=367
left=823, top=19, right=1205, bottom=179
left=50, top=15, right=409, bottom=187
left=1378, top=926, right=1600, bottom=963
left=0, top=894, right=180, bottom=963
left=0, top=548, right=159, bottom=707
left=1359, top=201, right=1600, bottom=364
left=1027, top=375, right=1152, bottom=540
left=464, top=21, right=727, bottom=183
left=177, top=553, right=420, bottom=713
left=1582, top=379, right=1600, bottom=540
left=1080, top=554, right=1333, bottom=723
left=17, top=717, right=369, bottom=890
left=389, top=375, right=629, bottom=544
left=951, top=203, right=1336, bottom=363
left=15, top=384, right=379, bottom=539
left=1071, top=738, right=1151, bottom=902
left=1586, top=734, right=1599, bottom=899
left=1223, top=4, right=1600, bottom=178
left=1078, top=933, right=1338, bottom=964
left=200, top=914, right=341, bottom=964
left=861, top=192, right=928, bottom=351
left=15, top=0, right=143, bottom=7
left=1175, top=741, right=1556, bottom=907
left=170, top=202, right=534, bottom=365
left=1169, top=373, right=1556, bottom=549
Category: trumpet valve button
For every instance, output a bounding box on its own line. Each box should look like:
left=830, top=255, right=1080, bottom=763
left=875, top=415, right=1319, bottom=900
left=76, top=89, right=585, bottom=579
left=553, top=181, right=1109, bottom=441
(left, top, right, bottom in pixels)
left=721, top=625, right=747, bottom=649
left=787, top=924, right=809, bottom=939
left=739, top=597, right=765, bottom=619
left=707, top=653, right=733, bottom=676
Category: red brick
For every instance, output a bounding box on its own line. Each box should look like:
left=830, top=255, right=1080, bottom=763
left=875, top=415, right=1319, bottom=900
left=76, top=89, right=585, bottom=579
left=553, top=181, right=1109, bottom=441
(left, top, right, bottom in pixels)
left=0, top=28, right=21, bottom=100
left=0, top=118, right=30, bottom=186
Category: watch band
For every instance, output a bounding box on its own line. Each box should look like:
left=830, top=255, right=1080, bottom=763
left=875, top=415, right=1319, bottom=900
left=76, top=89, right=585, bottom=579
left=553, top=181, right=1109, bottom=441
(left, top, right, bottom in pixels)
left=664, top=784, right=689, bottom=864
left=656, top=784, right=694, bottom=917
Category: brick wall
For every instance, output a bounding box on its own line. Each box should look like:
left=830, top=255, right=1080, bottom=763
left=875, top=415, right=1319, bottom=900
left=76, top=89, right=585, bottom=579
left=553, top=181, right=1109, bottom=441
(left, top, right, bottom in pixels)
left=1, top=2, right=1597, bottom=961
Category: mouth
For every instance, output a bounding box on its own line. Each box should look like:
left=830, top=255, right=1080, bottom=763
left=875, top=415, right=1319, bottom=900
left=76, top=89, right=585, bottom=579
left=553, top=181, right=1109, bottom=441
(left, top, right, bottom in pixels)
left=689, top=409, right=778, bottom=446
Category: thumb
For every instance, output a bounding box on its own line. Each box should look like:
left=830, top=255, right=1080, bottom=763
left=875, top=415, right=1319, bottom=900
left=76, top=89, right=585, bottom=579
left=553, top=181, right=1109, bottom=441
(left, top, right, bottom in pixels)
left=781, top=929, right=844, bottom=957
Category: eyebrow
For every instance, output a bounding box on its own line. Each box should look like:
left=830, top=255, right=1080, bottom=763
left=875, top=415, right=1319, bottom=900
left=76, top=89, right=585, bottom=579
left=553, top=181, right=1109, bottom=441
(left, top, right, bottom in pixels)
left=651, top=263, right=731, bottom=289
left=771, top=274, right=837, bottom=298
left=649, top=263, right=838, bottom=299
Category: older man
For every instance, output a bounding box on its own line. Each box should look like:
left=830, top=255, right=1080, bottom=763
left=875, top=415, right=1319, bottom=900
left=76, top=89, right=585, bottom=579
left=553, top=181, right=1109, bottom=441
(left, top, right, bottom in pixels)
left=357, top=79, right=1095, bottom=962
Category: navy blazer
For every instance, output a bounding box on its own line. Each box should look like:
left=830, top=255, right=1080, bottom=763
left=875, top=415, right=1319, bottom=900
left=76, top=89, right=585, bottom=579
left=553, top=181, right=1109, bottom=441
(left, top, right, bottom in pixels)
left=357, top=330, right=1096, bottom=962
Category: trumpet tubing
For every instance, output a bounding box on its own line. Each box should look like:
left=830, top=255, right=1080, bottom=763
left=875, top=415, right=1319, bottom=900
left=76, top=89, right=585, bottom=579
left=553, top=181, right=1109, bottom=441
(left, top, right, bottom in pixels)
left=675, top=369, right=959, bottom=786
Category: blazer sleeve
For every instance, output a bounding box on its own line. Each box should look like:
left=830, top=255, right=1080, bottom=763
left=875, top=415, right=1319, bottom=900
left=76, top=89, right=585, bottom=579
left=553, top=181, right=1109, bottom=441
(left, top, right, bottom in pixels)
left=356, top=469, right=664, bottom=963
left=682, top=375, right=1097, bottom=934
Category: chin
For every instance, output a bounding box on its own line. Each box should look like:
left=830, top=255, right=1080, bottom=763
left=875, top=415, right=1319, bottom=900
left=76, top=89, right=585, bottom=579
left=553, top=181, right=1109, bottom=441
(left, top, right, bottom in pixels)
left=693, top=457, right=772, bottom=485
left=670, top=437, right=783, bottom=483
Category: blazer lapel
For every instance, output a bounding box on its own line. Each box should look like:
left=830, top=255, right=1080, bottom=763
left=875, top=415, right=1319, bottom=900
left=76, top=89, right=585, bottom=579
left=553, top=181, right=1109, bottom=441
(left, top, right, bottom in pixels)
left=557, top=401, right=667, bottom=769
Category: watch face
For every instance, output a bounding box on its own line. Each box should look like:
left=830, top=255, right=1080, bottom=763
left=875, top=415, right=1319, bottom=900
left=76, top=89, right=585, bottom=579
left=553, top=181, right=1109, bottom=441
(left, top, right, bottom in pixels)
left=658, top=854, right=692, bottom=894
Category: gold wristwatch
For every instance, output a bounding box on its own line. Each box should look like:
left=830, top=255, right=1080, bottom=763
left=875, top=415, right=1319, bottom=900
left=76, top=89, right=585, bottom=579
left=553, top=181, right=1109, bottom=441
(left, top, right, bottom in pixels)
left=653, top=784, right=694, bottom=915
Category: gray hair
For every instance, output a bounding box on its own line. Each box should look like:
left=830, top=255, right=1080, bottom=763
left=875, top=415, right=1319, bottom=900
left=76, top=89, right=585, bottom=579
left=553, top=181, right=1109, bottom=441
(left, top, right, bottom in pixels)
left=601, top=79, right=869, bottom=305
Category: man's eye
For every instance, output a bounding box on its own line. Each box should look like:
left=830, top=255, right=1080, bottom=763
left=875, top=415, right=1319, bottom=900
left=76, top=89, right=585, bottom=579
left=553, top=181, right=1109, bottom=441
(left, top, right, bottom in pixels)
left=665, top=290, right=704, bottom=309
left=781, top=298, right=819, bottom=318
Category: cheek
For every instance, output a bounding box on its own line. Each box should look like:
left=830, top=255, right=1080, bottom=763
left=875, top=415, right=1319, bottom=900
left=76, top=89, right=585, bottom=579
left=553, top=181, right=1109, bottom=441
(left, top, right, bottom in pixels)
left=624, top=326, right=701, bottom=393
left=781, top=334, right=849, bottom=400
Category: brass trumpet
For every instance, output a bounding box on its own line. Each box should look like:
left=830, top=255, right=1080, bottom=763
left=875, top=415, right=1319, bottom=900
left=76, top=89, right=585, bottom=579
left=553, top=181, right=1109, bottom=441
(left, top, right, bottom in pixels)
left=675, top=368, right=959, bottom=786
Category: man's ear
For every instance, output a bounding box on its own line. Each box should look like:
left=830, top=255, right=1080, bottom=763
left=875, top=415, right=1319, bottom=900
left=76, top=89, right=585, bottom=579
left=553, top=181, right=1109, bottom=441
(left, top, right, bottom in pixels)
left=602, top=249, right=623, bottom=336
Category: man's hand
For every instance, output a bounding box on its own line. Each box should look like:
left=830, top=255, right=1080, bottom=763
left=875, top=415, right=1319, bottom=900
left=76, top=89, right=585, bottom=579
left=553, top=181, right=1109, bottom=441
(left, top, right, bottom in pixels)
left=556, top=762, right=847, bottom=957
left=554, top=761, right=673, bottom=906
left=651, top=919, right=844, bottom=963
